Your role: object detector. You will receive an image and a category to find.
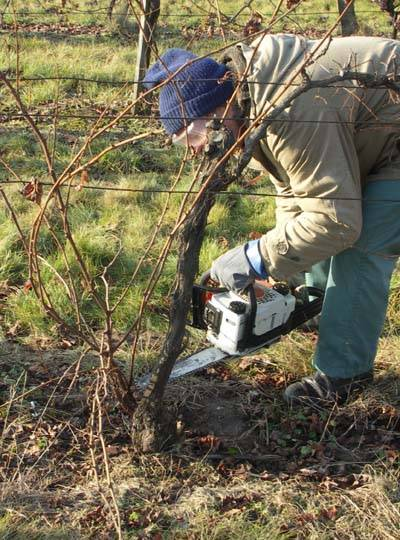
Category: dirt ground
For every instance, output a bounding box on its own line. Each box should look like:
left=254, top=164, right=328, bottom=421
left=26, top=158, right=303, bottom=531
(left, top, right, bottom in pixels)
left=1, top=340, right=400, bottom=538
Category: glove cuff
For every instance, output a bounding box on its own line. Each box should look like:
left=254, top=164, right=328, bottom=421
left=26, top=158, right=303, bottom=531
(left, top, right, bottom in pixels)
left=245, top=239, right=268, bottom=279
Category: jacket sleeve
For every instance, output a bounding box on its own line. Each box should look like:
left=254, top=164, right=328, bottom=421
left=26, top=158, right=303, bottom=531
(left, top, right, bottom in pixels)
left=274, top=180, right=302, bottom=223
left=258, top=97, right=363, bottom=280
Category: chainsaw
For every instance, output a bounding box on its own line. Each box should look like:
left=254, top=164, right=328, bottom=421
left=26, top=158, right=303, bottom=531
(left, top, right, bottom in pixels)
left=138, top=272, right=324, bottom=387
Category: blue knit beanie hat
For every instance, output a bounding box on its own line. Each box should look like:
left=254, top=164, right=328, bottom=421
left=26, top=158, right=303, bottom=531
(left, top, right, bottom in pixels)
left=143, top=48, right=234, bottom=135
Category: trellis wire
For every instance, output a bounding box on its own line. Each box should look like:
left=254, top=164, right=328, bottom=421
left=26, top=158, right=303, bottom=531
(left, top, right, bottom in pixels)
left=0, top=10, right=385, bottom=17
left=1, top=179, right=400, bottom=203
left=2, top=113, right=400, bottom=127
left=4, top=75, right=399, bottom=89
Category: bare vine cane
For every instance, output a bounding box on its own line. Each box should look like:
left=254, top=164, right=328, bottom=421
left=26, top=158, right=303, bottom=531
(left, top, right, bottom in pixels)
left=131, top=120, right=236, bottom=452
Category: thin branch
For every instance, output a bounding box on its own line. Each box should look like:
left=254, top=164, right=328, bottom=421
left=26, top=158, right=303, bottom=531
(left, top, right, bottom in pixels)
left=66, top=130, right=159, bottom=180
left=269, top=0, right=285, bottom=25
left=0, top=73, right=55, bottom=181
left=0, top=188, right=28, bottom=252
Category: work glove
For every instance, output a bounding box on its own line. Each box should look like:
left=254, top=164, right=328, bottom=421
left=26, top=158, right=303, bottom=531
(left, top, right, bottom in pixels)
left=210, top=239, right=268, bottom=293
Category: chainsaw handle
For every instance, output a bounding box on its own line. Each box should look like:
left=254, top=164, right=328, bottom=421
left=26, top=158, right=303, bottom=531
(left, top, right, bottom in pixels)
left=199, top=269, right=262, bottom=297
left=200, top=269, right=259, bottom=311
left=302, top=286, right=324, bottom=299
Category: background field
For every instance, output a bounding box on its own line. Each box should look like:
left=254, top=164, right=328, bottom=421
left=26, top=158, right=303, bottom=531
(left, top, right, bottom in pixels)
left=1, top=1, right=400, bottom=539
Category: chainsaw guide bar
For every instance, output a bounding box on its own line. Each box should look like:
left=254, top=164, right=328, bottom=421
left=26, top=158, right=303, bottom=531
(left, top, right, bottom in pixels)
left=137, top=336, right=281, bottom=389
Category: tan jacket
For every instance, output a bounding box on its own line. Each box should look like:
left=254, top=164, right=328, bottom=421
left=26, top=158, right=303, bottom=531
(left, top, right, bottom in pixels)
left=240, top=35, right=400, bottom=280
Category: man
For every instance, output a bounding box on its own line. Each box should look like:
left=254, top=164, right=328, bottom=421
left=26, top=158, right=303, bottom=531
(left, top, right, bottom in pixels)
left=143, top=34, right=400, bottom=405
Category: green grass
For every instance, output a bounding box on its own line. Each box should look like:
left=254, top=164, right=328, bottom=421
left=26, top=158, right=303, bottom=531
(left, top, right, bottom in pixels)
left=0, top=515, right=79, bottom=540
left=0, top=0, right=398, bottom=344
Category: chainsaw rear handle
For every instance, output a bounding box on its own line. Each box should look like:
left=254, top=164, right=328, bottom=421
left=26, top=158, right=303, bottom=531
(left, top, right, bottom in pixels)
left=289, top=286, right=324, bottom=330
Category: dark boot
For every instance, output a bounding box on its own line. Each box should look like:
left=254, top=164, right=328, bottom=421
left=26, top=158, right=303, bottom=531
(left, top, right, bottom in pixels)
left=284, top=371, right=373, bottom=407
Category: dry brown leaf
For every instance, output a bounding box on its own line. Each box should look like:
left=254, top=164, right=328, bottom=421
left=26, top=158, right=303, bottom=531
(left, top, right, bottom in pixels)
left=249, top=231, right=263, bottom=240
left=60, top=338, right=74, bottom=349
left=232, top=462, right=251, bottom=478
left=286, top=0, right=303, bottom=8
left=243, top=11, right=263, bottom=37
left=23, top=280, right=33, bottom=293
left=6, top=321, right=22, bottom=337
left=21, top=178, right=42, bottom=205
left=297, top=512, right=317, bottom=524
left=319, top=506, right=338, bottom=521
left=238, top=357, right=255, bottom=370
left=75, top=169, right=89, bottom=192
left=198, top=435, right=221, bottom=450
left=385, top=449, right=399, bottom=463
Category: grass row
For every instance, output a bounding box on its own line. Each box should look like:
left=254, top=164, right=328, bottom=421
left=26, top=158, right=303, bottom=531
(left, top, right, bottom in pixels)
left=0, top=0, right=398, bottom=346
left=0, top=130, right=275, bottom=341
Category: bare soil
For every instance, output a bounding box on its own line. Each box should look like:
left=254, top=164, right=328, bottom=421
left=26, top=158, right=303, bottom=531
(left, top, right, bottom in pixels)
left=1, top=340, right=399, bottom=538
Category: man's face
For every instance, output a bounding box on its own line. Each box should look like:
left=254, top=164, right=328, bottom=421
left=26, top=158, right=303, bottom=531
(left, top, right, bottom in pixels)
left=172, top=117, right=210, bottom=155
left=172, top=105, right=242, bottom=155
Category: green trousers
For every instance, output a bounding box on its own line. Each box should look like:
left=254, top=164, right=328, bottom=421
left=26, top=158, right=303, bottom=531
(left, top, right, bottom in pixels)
left=306, top=180, right=400, bottom=379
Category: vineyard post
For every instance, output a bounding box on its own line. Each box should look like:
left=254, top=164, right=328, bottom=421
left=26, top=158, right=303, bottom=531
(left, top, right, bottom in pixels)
left=132, top=0, right=160, bottom=108
left=337, top=0, right=358, bottom=35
